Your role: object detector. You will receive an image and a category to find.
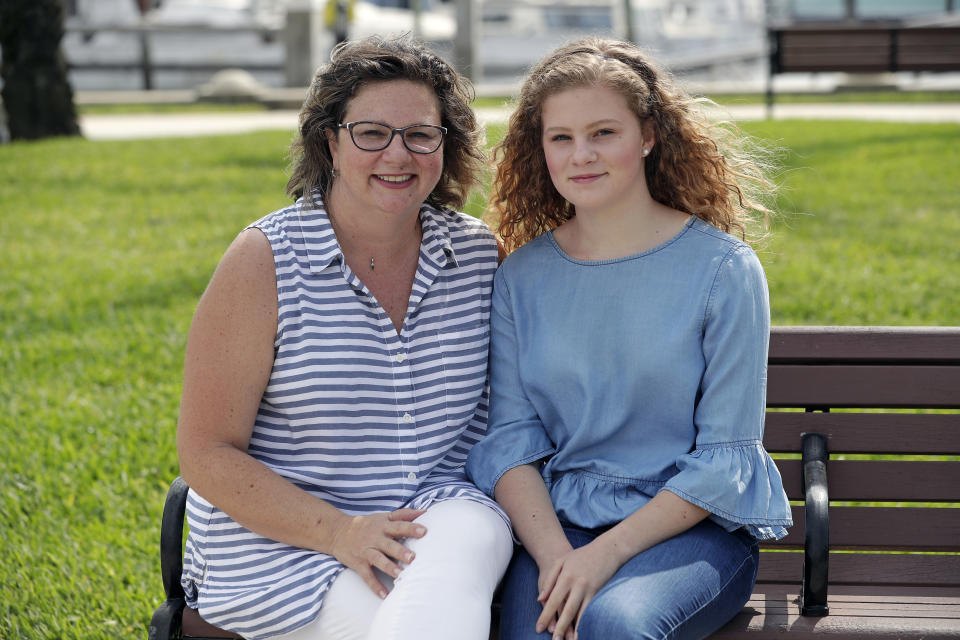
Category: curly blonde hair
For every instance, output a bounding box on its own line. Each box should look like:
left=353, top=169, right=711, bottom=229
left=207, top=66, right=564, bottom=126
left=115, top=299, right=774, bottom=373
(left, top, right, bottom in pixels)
left=287, top=36, right=485, bottom=210
left=491, top=38, right=775, bottom=253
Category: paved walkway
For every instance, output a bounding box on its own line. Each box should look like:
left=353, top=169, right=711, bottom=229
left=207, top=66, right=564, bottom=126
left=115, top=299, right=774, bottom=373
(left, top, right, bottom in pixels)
left=79, top=102, right=960, bottom=140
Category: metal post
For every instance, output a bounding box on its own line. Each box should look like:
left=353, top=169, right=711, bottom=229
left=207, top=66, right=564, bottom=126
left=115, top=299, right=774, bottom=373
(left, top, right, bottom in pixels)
left=334, top=0, right=349, bottom=46
left=133, top=0, right=154, bottom=91
left=766, top=28, right=779, bottom=120
left=139, top=27, right=153, bottom=90
left=453, top=0, right=478, bottom=81
left=623, top=0, right=634, bottom=44
left=412, top=0, right=422, bottom=41
left=844, top=0, right=856, bottom=20
left=284, top=2, right=317, bottom=88
left=765, top=0, right=773, bottom=120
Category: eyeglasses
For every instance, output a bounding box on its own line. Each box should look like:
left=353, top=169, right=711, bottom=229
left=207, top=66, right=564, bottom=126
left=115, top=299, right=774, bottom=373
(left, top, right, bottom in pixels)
left=338, top=121, right=447, bottom=154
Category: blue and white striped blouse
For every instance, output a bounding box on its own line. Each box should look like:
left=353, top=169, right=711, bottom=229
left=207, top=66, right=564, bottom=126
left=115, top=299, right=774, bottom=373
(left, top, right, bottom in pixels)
left=181, top=198, right=506, bottom=639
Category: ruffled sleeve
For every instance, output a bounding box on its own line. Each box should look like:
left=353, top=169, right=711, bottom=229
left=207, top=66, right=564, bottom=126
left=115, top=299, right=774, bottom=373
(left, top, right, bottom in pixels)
left=466, top=268, right=556, bottom=497
left=662, top=246, right=792, bottom=540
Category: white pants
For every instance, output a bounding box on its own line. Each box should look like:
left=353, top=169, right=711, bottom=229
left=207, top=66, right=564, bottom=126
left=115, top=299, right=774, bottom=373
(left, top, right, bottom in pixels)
left=271, top=499, right=513, bottom=640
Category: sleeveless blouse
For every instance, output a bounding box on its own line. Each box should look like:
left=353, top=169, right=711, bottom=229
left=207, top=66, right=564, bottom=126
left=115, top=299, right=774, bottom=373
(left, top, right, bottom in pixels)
left=181, top=199, right=506, bottom=639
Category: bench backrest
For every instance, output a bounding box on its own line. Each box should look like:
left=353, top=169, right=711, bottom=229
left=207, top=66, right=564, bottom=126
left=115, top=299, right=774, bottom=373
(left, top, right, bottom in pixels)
left=769, top=25, right=960, bottom=73
left=759, top=326, right=960, bottom=590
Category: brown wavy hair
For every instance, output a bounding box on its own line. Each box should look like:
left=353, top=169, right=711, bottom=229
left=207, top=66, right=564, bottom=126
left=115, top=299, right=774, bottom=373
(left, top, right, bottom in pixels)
left=492, top=37, right=776, bottom=252
left=287, top=36, right=485, bottom=210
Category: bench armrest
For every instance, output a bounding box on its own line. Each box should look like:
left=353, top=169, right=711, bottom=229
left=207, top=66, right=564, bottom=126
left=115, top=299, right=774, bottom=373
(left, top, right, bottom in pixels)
left=148, top=476, right=190, bottom=640
left=800, top=432, right=829, bottom=616
left=161, top=476, right=190, bottom=599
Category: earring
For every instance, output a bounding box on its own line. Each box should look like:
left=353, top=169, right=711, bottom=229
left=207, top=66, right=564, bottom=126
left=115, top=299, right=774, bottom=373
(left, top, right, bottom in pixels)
left=642, top=148, right=649, bottom=156
left=331, top=167, right=338, bottom=179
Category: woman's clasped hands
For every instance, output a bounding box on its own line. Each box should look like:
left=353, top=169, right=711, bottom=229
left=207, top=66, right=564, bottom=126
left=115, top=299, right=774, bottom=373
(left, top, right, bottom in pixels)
left=329, top=508, right=428, bottom=599
left=536, top=536, right=624, bottom=640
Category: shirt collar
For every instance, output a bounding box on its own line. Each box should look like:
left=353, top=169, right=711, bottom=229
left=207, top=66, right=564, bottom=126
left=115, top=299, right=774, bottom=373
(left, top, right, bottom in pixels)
left=420, top=203, right=460, bottom=270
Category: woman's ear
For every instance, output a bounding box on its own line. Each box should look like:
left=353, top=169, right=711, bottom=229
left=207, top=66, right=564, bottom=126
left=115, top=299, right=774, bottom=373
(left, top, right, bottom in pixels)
left=326, top=127, right=339, bottom=161
left=642, top=122, right=657, bottom=154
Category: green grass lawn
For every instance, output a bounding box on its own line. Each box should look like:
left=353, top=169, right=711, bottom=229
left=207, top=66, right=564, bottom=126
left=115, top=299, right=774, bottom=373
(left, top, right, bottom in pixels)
left=743, top=119, right=960, bottom=323
left=0, top=119, right=957, bottom=639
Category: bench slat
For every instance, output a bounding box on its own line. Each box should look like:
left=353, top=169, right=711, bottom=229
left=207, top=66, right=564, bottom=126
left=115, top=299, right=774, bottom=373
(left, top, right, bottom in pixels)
left=779, top=31, right=891, bottom=44
left=777, top=459, right=960, bottom=502
left=769, top=326, right=960, bottom=364
left=778, top=30, right=892, bottom=73
left=780, top=55, right=891, bottom=73
left=714, top=584, right=960, bottom=638
left=899, top=29, right=960, bottom=70
left=780, top=57, right=890, bottom=72
left=757, top=551, right=960, bottom=587
left=182, top=607, right=242, bottom=639
left=766, top=364, right=960, bottom=409
left=764, top=412, right=960, bottom=455
left=770, top=506, right=960, bottom=551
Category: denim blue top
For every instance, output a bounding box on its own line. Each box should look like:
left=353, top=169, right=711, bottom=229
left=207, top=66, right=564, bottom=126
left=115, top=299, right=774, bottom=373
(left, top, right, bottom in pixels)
left=466, top=217, right=792, bottom=540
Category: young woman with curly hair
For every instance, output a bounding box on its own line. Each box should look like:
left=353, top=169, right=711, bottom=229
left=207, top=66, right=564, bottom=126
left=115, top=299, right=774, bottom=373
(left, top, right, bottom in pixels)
left=466, top=38, right=792, bottom=640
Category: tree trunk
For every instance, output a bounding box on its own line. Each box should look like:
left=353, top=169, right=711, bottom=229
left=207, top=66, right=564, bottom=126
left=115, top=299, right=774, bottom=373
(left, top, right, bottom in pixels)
left=0, top=0, right=81, bottom=141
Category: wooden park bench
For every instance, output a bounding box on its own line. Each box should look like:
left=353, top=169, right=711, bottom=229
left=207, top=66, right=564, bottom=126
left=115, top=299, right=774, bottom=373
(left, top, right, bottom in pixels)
left=149, top=326, right=960, bottom=639
left=766, top=22, right=960, bottom=111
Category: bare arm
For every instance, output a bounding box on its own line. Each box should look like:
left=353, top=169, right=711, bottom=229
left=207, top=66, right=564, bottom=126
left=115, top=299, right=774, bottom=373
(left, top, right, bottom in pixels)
left=493, top=464, right=577, bottom=638
left=176, top=229, right=423, bottom=597
left=600, top=490, right=709, bottom=566
left=494, top=463, right=572, bottom=571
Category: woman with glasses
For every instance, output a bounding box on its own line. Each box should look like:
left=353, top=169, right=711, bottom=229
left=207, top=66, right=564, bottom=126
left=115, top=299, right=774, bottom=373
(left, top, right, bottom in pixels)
left=176, top=37, right=512, bottom=640
left=466, top=38, right=792, bottom=639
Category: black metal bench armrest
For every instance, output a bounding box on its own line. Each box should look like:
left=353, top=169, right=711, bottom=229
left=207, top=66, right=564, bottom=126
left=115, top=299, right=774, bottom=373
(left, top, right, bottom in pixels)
left=161, top=476, right=189, bottom=599
left=800, top=433, right=829, bottom=616
left=148, top=476, right=190, bottom=640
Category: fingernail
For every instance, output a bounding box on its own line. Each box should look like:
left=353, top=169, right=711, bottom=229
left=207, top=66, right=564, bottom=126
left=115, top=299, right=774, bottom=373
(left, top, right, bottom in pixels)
left=415, top=526, right=426, bottom=535
left=379, top=589, right=387, bottom=599
left=405, top=552, right=415, bottom=562
left=535, top=625, right=543, bottom=633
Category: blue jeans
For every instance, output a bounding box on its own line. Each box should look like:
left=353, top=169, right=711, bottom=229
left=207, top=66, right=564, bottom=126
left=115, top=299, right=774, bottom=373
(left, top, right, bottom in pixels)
left=498, top=519, right=759, bottom=640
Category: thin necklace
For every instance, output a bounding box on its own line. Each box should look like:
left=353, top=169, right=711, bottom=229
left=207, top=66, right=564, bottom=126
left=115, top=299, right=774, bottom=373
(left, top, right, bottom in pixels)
left=329, top=211, right=421, bottom=271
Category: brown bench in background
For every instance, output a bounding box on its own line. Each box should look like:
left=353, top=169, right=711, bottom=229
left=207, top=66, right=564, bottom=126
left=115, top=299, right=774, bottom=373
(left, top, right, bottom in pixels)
left=149, top=326, right=960, bottom=640
left=766, top=23, right=960, bottom=112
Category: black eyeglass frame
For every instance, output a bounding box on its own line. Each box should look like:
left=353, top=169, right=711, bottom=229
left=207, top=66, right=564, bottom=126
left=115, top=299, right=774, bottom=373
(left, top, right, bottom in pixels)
left=338, top=121, right=448, bottom=154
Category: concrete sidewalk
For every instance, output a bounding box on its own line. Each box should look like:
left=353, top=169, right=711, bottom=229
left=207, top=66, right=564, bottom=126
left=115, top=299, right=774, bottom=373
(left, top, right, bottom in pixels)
left=78, top=102, right=960, bottom=141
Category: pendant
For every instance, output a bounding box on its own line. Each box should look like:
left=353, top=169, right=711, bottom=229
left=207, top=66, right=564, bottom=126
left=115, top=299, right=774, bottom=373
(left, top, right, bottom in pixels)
left=370, top=257, right=375, bottom=270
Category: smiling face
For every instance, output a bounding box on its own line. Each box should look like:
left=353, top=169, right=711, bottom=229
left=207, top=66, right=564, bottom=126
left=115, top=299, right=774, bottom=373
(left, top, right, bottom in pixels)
left=327, top=79, right=444, bottom=221
left=541, top=83, right=655, bottom=217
